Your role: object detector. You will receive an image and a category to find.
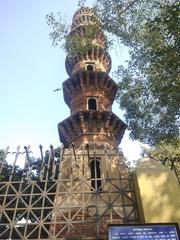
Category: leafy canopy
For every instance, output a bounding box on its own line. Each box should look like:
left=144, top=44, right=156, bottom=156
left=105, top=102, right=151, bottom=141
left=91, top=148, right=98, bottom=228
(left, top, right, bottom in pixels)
left=113, top=1, right=180, bottom=145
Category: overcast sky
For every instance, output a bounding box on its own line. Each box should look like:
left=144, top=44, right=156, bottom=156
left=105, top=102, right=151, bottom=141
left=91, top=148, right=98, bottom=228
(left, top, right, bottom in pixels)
left=0, top=0, right=142, bottom=162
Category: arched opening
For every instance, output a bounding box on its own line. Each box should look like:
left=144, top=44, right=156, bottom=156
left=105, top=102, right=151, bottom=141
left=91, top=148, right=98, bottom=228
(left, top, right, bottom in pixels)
left=90, top=159, right=102, bottom=191
left=88, top=98, right=97, bottom=110
left=86, top=64, right=94, bottom=71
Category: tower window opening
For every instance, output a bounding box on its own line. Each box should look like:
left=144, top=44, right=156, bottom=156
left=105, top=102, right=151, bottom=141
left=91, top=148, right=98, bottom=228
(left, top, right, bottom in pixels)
left=90, top=159, right=102, bottom=191
left=88, top=98, right=97, bottom=110
left=86, top=64, right=94, bottom=71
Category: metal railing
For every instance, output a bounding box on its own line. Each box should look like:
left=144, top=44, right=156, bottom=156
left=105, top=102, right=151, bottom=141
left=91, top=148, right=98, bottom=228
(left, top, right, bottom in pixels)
left=0, top=144, right=139, bottom=239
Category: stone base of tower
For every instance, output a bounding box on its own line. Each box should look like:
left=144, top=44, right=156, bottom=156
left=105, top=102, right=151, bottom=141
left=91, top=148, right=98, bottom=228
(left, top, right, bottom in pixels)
left=49, top=143, right=139, bottom=239
left=50, top=211, right=127, bottom=239
left=133, top=158, right=180, bottom=227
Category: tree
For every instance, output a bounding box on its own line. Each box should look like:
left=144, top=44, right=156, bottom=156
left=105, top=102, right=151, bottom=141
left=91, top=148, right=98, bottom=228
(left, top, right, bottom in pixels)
left=111, top=0, right=180, bottom=145
left=46, top=0, right=180, bottom=145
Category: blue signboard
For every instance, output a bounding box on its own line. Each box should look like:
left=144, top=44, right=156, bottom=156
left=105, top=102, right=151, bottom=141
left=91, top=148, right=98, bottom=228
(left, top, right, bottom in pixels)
left=109, top=224, right=180, bottom=240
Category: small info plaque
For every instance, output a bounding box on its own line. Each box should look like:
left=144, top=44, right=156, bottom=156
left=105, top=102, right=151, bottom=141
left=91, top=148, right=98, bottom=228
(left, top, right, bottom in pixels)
left=108, top=224, right=180, bottom=240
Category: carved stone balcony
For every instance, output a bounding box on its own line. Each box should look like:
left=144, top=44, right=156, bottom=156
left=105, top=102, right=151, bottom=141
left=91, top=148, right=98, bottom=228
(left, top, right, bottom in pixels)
left=58, top=110, right=127, bottom=148
left=63, top=71, right=117, bottom=113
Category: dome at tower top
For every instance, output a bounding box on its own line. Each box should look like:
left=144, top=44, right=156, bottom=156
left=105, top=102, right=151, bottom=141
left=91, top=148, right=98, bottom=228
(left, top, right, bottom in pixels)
left=65, top=6, right=111, bottom=76
left=73, top=7, right=94, bottom=20
left=71, top=7, right=100, bottom=30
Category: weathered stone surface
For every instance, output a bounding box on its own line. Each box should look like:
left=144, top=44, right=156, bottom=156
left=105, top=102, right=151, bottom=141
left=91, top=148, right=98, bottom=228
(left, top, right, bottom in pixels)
left=58, top=110, right=126, bottom=148
left=134, top=158, right=180, bottom=227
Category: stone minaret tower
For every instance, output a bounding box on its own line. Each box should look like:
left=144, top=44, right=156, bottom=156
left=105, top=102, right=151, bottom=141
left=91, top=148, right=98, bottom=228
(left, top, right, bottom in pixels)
left=50, top=7, right=138, bottom=239
left=58, top=7, right=126, bottom=148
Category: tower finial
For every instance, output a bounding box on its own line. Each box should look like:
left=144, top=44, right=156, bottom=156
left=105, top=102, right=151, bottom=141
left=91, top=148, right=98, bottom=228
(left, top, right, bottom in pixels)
left=65, top=7, right=111, bottom=76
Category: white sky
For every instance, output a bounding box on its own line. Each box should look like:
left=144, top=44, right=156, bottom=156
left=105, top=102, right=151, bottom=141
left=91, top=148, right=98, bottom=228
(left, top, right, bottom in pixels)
left=0, top=0, right=142, bottom=162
